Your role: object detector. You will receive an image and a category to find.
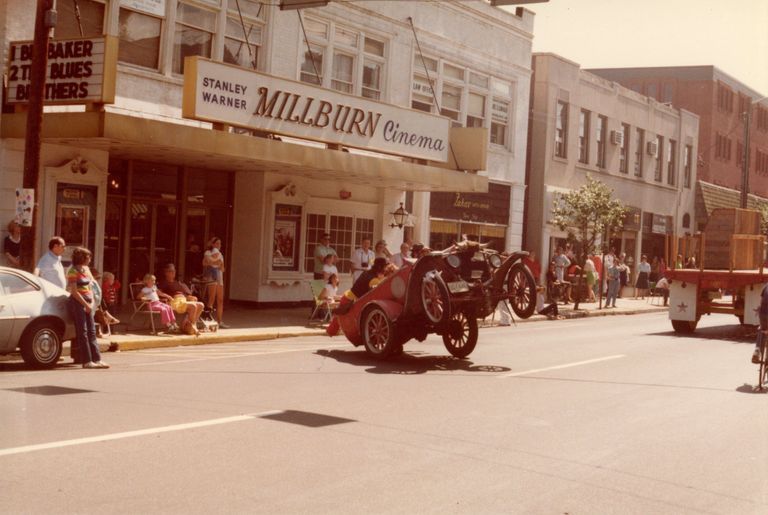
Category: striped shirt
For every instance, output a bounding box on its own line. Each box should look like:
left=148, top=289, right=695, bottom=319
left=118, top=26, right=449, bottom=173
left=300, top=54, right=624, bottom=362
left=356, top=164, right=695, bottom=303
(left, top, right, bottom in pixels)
left=67, top=266, right=93, bottom=303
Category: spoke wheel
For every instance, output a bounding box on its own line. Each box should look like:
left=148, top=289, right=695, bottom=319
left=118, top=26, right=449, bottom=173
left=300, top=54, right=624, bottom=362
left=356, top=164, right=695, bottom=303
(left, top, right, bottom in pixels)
left=362, top=307, right=396, bottom=359
left=760, top=342, right=768, bottom=391
left=20, top=322, right=63, bottom=369
left=507, top=263, right=536, bottom=319
left=421, top=271, right=451, bottom=325
left=442, top=312, right=478, bottom=359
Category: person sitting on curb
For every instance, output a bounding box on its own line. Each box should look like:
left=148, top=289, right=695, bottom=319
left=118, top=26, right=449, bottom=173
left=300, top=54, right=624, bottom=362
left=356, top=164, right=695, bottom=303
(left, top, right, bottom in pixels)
left=536, top=286, right=564, bottom=320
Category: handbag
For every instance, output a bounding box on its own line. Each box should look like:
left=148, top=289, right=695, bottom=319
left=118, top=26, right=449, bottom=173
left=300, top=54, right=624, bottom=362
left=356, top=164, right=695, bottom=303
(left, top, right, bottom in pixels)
left=170, top=295, right=188, bottom=314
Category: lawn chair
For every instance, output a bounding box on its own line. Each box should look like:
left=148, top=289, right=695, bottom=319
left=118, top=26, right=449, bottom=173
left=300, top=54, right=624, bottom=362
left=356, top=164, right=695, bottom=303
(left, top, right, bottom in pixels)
left=128, top=282, right=162, bottom=334
left=309, top=279, right=337, bottom=323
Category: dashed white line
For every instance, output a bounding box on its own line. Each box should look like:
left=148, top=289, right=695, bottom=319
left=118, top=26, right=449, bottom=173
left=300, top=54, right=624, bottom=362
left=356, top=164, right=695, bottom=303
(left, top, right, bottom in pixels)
left=497, top=354, right=626, bottom=378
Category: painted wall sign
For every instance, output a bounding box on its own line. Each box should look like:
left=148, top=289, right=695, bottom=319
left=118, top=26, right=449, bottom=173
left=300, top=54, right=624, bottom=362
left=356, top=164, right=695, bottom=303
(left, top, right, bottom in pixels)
left=429, top=183, right=510, bottom=225
left=183, top=57, right=450, bottom=162
left=5, top=36, right=117, bottom=105
left=120, top=0, right=166, bottom=17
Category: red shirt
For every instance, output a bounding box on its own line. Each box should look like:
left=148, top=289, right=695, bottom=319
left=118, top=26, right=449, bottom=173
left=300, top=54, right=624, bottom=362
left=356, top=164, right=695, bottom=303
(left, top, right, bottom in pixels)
left=591, top=255, right=602, bottom=277
left=523, top=257, right=541, bottom=283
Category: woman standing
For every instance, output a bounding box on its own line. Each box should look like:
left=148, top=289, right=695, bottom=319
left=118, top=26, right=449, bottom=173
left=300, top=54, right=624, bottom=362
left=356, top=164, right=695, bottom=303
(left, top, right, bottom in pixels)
left=634, top=254, right=651, bottom=299
left=67, top=247, right=109, bottom=368
left=3, top=220, right=22, bottom=268
left=203, top=236, right=227, bottom=328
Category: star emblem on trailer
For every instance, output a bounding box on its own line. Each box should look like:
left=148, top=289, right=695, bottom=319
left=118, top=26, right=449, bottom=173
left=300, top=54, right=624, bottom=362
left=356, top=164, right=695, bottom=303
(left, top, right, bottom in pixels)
left=676, top=302, right=688, bottom=313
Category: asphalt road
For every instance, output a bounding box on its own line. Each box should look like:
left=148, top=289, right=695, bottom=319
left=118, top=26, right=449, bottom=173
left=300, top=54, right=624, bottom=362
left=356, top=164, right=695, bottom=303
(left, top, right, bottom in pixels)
left=1, top=311, right=767, bottom=514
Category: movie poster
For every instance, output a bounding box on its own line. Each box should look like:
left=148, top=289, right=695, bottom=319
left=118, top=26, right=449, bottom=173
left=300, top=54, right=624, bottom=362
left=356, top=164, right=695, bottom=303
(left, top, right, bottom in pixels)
left=272, top=204, right=301, bottom=271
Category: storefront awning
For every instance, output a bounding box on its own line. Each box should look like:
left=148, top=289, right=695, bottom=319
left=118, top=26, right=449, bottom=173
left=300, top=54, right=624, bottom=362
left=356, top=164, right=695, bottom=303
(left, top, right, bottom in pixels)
left=1, top=111, right=488, bottom=193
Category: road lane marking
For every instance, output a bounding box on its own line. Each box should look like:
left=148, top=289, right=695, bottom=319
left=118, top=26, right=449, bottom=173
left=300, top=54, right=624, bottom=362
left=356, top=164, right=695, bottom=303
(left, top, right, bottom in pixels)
left=0, top=411, right=284, bottom=457
left=497, top=354, right=626, bottom=378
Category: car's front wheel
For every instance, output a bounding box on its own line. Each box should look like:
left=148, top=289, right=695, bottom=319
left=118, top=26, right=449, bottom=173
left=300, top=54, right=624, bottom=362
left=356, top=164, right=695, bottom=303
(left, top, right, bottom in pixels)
left=442, top=311, right=478, bottom=359
left=20, top=321, right=63, bottom=368
left=507, top=263, right=537, bottom=319
left=362, top=307, right=397, bottom=359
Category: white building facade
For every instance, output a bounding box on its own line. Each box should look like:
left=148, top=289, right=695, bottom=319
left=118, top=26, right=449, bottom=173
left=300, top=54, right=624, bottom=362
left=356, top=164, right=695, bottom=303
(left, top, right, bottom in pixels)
left=0, top=1, right=534, bottom=304
left=526, top=54, right=699, bottom=280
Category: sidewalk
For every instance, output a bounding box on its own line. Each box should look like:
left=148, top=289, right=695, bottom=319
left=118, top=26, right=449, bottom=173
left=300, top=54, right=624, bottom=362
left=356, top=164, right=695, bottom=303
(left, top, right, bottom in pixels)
left=87, top=296, right=668, bottom=353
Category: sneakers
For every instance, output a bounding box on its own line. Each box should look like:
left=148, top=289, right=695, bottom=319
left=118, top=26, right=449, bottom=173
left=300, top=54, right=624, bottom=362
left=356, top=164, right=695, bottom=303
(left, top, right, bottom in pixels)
left=83, top=361, right=110, bottom=369
left=219, top=323, right=230, bottom=329
left=752, top=349, right=762, bottom=364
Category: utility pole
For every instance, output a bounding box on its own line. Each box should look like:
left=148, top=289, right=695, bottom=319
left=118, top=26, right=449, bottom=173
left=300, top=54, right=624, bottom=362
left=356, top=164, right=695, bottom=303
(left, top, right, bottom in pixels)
left=20, top=0, right=55, bottom=271
left=741, top=105, right=751, bottom=209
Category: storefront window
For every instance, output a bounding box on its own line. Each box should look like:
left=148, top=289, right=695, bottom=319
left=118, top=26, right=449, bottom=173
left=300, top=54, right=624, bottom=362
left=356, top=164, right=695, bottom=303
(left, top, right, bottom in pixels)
left=187, top=169, right=231, bottom=205
left=55, top=0, right=105, bottom=38
left=302, top=213, right=372, bottom=275
left=119, top=8, right=162, bottom=70
left=132, top=162, right=178, bottom=199
left=303, top=213, right=328, bottom=273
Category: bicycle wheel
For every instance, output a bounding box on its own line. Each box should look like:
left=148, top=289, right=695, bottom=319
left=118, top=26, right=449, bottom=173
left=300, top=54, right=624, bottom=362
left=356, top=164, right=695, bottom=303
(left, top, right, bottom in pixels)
left=760, top=343, right=768, bottom=391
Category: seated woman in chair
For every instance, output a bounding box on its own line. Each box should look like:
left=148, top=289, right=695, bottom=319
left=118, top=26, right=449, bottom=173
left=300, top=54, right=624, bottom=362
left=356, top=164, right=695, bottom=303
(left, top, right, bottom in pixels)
left=319, top=273, right=342, bottom=304
left=158, top=263, right=205, bottom=335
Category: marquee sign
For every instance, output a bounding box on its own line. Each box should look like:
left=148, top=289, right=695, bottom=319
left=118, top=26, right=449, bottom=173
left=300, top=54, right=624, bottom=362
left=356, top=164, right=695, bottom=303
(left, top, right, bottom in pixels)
left=182, top=57, right=450, bottom=162
left=5, top=36, right=117, bottom=105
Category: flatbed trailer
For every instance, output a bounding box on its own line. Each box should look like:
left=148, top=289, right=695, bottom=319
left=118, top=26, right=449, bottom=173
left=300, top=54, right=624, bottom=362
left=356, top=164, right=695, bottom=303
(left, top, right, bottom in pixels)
left=666, top=268, right=767, bottom=333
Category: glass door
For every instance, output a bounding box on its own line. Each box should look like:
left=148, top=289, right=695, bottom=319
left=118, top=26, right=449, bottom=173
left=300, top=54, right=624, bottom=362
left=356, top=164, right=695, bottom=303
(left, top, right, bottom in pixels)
left=129, top=202, right=178, bottom=283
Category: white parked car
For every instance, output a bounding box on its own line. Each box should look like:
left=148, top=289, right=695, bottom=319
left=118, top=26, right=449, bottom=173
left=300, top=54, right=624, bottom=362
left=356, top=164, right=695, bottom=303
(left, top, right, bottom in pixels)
left=0, top=266, right=75, bottom=368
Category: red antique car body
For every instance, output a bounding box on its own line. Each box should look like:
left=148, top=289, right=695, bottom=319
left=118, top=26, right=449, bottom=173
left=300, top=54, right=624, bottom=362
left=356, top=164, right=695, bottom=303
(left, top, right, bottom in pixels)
left=334, top=242, right=536, bottom=359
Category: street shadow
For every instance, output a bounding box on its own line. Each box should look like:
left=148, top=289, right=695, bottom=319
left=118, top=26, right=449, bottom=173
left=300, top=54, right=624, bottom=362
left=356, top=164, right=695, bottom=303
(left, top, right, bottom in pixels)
left=314, top=348, right=511, bottom=375
left=735, top=383, right=768, bottom=395
left=647, top=323, right=757, bottom=345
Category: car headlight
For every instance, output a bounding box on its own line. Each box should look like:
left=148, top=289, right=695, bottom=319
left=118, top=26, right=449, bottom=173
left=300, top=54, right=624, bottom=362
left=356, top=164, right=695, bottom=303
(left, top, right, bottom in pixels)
left=488, top=254, right=502, bottom=268
left=446, top=254, right=461, bottom=269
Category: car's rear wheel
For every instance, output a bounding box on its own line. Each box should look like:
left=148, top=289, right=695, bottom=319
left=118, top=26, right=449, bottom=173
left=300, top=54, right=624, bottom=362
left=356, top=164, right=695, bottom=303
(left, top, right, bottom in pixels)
left=20, top=321, right=63, bottom=368
left=507, top=263, right=537, bottom=319
left=421, top=271, right=451, bottom=325
left=442, top=311, right=478, bottom=359
left=362, top=307, right=397, bottom=359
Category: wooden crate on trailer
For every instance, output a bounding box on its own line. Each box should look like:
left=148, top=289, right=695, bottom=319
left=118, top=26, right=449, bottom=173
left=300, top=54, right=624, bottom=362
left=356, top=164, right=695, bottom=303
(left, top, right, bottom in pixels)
left=703, top=208, right=763, bottom=270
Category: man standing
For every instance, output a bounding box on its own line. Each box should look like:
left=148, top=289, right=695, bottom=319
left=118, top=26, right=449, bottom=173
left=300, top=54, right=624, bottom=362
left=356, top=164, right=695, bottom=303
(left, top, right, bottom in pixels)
left=351, top=238, right=374, bottom=281
left=391, top=242, right=410, bottom=268
left=313, top=233, right=337, bottom=280
left=553, top=247, right=570, bottom=282
left=34, top=236, right=66, bottom=289
left=522, top=251, right=541, bottom=285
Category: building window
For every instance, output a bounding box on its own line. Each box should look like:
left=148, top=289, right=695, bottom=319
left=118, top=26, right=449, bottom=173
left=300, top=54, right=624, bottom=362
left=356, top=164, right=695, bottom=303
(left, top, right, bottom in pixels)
left=684, top=144, right=693, bottom=188
left=173, top=2, right=217, bottom=75
left=757, top=106, right=768, bottom=132
left=634, top=128, right=644, bottom=177
left=619, top=123, right=630, bottom=174
left=717, top=82, right=734, bottom=112
left=715, top=133, right=732, bottom=161
left=55, top=0, right=105, bottom=38
left=555, top=101, right=568, bottom=158
left=578, top=109, right=590, bottom=164
left=224, top=0, right=264, bottom=70
left=757, top=149, right=768, bottom=175
left=490, top=98, right=508, bottom=146
left=662, top=83, right=673, bottom=104
left=647, top=83, right=658, bottom=101
left=654, top=135, right=664, bottom=182
left=119, top=7, right=163, bottom=70
left=596, top=115, right=607, bottom=168
left=683, top=213, right=691, bottom=229
left=667, top=139, right=677, bottom=186
left=441, top=83, right=462, bottom=122
left=467, top=92, right=485, bottom=128
left=300, top=18, right=387, bottom=100
left=303, top=214, right=373, bottom=274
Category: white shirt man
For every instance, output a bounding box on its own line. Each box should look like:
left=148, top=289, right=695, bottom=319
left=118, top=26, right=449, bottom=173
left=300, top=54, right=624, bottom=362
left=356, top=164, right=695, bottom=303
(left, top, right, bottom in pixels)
left=553, top=248, right=570, bottom=282
left=35, top=236, right=66, bottom=289
left=351, top=239, right=375, bottom=281
left=391, top=243, right=411, bottom=268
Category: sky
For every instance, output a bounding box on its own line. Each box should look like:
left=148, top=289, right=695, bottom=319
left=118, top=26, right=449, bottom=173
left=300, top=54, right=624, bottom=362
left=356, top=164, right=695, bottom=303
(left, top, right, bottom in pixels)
left=510, top=0, right=768, bottom=96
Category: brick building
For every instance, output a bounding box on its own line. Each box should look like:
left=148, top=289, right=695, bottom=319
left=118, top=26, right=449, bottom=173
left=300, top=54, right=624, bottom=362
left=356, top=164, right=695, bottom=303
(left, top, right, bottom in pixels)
left=588, top=66, right=768, bottom=230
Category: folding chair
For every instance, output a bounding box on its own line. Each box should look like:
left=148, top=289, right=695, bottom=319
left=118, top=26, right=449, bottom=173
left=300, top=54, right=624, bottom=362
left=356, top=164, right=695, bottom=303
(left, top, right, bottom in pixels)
left=309, top=279, right=337, bottom=324
left=128, top=282, right=162, bottom=334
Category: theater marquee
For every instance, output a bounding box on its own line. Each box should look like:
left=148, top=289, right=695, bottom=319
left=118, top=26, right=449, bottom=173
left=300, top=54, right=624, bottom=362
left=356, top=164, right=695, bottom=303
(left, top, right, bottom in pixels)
left=6, top=36, right=117, bottom=105
left=182, top=57, right=451, bottom=162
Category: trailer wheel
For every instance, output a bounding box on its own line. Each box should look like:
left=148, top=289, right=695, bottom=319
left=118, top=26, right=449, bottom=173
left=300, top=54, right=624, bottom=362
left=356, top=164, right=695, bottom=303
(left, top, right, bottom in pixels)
left=671, top=320, right=697, bottom=333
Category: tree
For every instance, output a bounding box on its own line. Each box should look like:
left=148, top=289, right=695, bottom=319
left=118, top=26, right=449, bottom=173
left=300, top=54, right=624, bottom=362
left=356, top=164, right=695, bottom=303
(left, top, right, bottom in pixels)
left=551, top=175, right=628, bottom=310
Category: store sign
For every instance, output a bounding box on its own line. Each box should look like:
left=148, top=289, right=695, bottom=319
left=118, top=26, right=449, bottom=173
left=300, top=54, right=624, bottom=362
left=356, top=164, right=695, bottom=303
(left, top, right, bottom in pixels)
left=6, top=36, right=117, bottom=105
left=652, top=214, right=668, bottom=234
left=429, top=183, right=511, bottom=225
left=183, top=58, right=450, bottom=162
left=120, top=0, right=166, bottom=17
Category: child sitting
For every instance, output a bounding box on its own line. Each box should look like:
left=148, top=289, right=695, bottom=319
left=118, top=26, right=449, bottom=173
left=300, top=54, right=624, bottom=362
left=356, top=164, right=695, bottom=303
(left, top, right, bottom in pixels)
left=141, top=273, right=179, bottom=333
left=102, top=271, right=121, bottom=314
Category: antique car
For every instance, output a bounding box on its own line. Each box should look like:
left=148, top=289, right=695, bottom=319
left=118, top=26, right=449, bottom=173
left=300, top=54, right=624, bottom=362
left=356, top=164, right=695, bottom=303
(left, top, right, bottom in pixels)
left=335, top=242, right=536, bottom=359
left=0, top=266, right=75, bottom=368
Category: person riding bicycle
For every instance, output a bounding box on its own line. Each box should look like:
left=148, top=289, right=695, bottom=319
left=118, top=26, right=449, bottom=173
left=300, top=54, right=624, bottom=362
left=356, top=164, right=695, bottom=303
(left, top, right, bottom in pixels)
left=751, top=284, right=768, bottom=363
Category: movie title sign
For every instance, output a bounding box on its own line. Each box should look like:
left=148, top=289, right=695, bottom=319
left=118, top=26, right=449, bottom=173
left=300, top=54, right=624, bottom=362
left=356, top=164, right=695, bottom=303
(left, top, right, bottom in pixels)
left=182, top=57, right=450, bottom=162
left=6, top=36, right=117, bottom=105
